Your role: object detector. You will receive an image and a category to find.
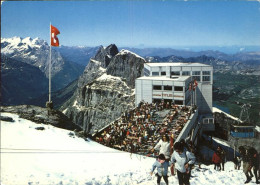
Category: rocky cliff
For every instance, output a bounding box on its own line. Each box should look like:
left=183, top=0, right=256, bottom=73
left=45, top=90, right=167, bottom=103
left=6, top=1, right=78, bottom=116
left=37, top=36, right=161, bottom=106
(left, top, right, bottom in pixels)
left=0, top=105, right=80, bottom=131
left=60, top=44, right=146, bottom=134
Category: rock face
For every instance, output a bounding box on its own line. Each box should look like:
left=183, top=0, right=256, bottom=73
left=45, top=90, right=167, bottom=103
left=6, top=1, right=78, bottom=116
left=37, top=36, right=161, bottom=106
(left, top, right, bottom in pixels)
left=1, top=55, right=49, bottom=105
left=107, top=49, right=144, bottom=88
left=0, top=105, right=80, bottom=131
left=60, top=44, right=146, bottom=134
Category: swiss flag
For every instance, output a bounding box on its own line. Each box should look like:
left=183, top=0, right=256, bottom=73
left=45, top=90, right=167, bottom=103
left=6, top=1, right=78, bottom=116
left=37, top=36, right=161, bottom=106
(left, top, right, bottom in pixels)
left=51, top=25, right=60, bottom=47
left=193, top=79, right=198, bottom=91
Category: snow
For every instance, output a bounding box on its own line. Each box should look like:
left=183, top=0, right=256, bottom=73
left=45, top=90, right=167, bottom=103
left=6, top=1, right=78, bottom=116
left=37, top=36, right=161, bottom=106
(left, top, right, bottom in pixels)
left=72, top=99, right=82, bottom=111
left=256, top=126, right=260, bottom=132
left=97, top=73, right=122, bottom=82
left=212, top=107, right=241, bottom=122
left=212, top=137, right=231, bottom=147
left=1, top=112, right=259, bottom=185
left=117, top=49, right=145, bottom=61
left=1, top=37, right=47, bottom=55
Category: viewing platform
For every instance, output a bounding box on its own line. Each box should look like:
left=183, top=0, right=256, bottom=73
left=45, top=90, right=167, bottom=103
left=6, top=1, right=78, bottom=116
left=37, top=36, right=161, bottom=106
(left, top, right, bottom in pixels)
left=92, top=102, right=199, bottom=156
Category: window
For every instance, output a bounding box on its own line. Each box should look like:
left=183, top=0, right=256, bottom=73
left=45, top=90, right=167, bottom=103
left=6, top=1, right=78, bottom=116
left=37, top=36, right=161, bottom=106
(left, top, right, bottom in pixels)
left=171, top=71, right=180, bottom=76
left=192, top=71, right=200, bottom=75
left=153, top=85, right=162, bottom=90
left=192, top=76, right=201, bottom=81
left=182, top=71, right=190, bottom=76
left=174, top=86, right=183, bottom=91
left=203, top=71, right=210, bottom=75
left=152, top=72, right=159, bottom=76
left=161, top=71, right=166, bottom=76
left=175, top=100, right=183, bottom=105
left=202, top=76, right=210, bottom=82
left=202, top=71, right=211, bottom=82
left=164, top=86, right=172, bottom=91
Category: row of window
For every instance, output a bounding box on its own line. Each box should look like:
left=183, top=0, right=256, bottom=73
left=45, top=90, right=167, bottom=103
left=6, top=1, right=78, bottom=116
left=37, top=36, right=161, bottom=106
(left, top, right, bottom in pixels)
left=153, top=85, right=183, bottom=91
left=151, top=71, right=211, bottom=76
left=150, top=71, right=211, bottom=82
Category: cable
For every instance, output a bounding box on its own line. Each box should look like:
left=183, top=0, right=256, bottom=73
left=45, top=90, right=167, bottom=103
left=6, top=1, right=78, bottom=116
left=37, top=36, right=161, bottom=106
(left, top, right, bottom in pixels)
left=0, top=147, right=125, bottom=154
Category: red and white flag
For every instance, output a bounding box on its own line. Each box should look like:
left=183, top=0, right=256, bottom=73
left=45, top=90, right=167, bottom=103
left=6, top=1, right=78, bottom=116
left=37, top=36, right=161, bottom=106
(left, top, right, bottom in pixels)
left=51, top=25, right=60, bottom=47
left=193, top=79, right=198, bottom=91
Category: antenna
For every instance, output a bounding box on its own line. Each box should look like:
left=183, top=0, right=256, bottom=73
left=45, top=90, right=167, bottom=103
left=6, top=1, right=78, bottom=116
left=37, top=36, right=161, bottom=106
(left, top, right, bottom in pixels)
left=239, top=103, right=251, bottom=124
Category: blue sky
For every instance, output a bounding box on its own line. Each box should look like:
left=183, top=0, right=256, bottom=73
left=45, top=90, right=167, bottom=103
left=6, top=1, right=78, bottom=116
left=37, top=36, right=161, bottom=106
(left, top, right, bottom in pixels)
left=1, top=1, right=260, bottom=48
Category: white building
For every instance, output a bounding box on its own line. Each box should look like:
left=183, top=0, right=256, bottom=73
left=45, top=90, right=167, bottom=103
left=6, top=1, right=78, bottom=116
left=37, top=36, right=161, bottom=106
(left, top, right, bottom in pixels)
left=135, top=62, right=213, bottom=115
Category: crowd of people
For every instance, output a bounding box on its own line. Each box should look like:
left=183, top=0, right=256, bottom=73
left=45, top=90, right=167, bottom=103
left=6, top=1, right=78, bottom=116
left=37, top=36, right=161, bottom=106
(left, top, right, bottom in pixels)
left=94, top=101, right=195, bottom=156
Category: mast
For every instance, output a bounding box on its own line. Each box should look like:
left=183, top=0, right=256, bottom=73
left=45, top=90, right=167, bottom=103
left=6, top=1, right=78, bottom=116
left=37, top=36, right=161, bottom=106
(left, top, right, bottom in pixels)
left=49, top=22, right=52, bottom=103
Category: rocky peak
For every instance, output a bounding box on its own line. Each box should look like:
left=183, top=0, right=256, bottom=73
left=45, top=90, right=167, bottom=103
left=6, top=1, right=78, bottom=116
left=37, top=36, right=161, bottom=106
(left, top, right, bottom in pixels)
left=93, top=44, right=119, bottom=68
left=106, top=49, right=146, bottom=88
left=105, top=44, right=119, bottom=57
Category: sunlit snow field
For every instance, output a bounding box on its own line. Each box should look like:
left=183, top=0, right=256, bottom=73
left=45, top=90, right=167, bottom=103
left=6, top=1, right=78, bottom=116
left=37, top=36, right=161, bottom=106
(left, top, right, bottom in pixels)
left=1, top=112, right=258, bottom=185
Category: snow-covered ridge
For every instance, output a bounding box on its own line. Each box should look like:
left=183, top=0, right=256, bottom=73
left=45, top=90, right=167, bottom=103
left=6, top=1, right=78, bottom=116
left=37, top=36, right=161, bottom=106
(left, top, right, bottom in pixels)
left=1, top=36, right=48, bottom=55
left=117, top=49, right=145, bottom=60
left=212, top=107, right=241, bottom=122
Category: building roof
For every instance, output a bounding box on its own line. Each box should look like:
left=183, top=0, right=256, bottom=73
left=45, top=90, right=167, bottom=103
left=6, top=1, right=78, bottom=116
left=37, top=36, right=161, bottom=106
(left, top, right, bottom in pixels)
left=145, top=62, right=212, bottom=67
left=136, top=75, right=190, bottom=81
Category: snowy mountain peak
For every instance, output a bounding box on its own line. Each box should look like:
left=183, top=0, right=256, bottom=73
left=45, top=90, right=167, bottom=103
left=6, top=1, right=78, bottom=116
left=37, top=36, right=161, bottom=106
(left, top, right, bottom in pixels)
left=1, top=36, right=48, bottom=52
left=118, top=49, right=145, bottom=60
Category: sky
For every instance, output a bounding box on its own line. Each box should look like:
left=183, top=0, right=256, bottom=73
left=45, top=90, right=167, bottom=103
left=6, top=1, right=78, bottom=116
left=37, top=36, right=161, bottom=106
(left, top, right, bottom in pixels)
left=1, top=0, right=260, bottom=48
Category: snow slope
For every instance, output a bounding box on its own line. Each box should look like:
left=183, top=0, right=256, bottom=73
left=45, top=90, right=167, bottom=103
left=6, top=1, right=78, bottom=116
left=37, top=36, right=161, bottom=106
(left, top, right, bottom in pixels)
left=1, top=113, right=258, bottom=185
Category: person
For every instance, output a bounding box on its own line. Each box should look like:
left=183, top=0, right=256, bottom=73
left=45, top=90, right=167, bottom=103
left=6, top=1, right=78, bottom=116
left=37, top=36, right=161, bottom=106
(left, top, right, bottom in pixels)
left=151, top=134, right=171, bottom=161
left=150, top=154, right=170, bottom=185
left=212, top=148, right=222, bottom=171
left=234, top=155, right=242, bottom=170
left=248, top=147, right=260, bottom=184
left=219, top=146, right=226, bottom=171
left=239, top=146, right=252, bottom=184
left=170, top=142, right=196, bottom=185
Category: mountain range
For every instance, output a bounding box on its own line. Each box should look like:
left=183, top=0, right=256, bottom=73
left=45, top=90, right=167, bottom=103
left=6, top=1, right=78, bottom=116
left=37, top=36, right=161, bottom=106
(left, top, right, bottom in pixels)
left=1, top=37, right=85, bottom=105
left=1, top=36, right=259, bottom=125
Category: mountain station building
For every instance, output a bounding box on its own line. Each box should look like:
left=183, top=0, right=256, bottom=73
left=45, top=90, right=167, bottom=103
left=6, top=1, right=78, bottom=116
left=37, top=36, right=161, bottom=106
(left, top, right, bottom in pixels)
left=135, top=62, right=213, bottom=115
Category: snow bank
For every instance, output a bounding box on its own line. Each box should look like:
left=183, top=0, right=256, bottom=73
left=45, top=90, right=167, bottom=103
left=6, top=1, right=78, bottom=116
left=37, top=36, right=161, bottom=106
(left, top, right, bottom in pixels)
left=212, top=107, right=241, bottom=122
left=1, top=112, right=258, bottom=185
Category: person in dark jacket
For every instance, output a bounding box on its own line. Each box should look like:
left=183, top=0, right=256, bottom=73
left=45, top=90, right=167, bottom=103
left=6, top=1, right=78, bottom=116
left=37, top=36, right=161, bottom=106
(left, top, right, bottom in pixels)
left=150, top=154, right=170, bottom=185
left=219, top=146, right=226, bottom=171
left=239, top=146, right=253, bottom=184
left=248, top=147, right=260, bottom=184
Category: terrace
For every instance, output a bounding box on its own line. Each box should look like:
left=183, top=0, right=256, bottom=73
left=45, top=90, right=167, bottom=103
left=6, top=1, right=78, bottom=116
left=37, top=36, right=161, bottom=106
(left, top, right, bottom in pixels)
left=92, top=101, right=197, bottom=156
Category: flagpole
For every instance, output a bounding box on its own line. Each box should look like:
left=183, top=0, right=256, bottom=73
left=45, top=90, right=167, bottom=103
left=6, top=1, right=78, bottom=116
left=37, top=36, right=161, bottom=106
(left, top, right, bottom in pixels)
left=49, top=22, right=52, bottom=103
left=195, top=87, right=196, bottom=106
